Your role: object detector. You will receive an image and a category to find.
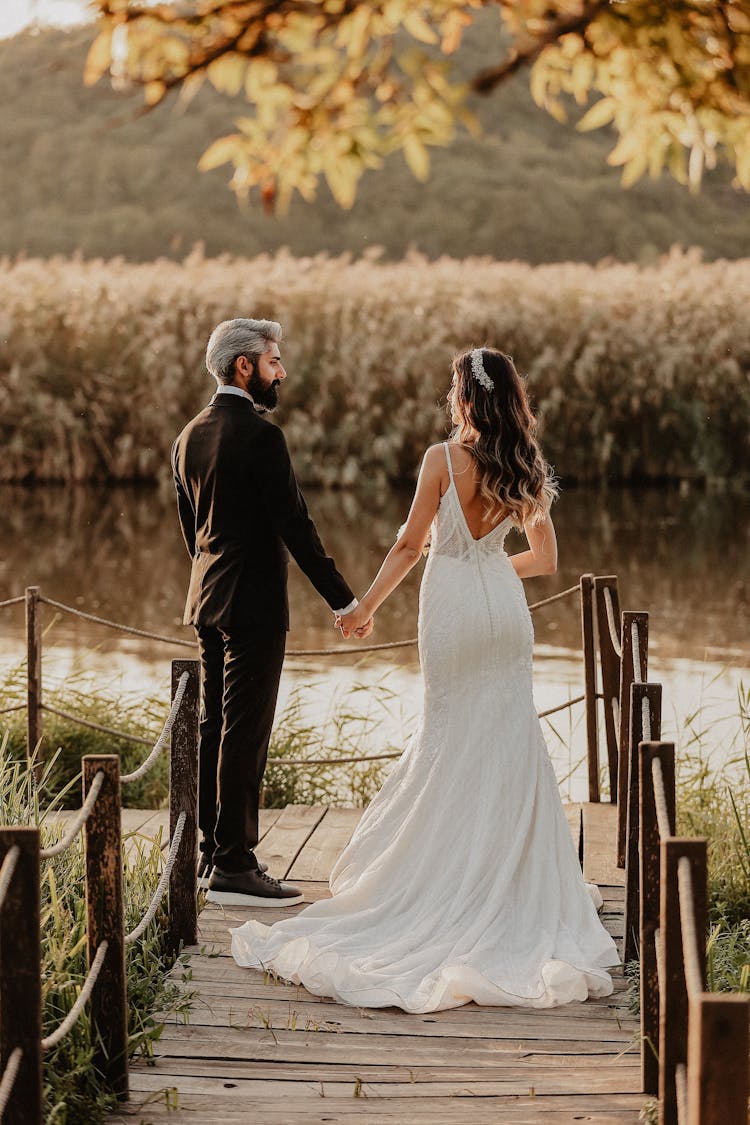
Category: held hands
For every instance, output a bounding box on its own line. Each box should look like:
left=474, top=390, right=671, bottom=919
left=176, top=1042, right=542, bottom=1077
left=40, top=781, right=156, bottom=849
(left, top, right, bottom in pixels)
left=335, top=602, right=374, bottom=640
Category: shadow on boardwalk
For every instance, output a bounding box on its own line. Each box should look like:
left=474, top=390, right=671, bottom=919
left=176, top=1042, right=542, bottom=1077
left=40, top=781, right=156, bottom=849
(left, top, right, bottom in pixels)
left=108, top=803, right=645, bottom=1125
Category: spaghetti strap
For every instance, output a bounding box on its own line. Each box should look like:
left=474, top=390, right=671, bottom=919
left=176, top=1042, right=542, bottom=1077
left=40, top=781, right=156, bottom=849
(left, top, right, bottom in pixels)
left=443, top=442, right=455, bottom=485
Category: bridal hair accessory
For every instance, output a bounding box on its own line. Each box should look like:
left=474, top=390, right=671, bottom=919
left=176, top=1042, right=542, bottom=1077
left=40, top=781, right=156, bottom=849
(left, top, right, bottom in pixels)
left=470, top=349, right=494, bottom=391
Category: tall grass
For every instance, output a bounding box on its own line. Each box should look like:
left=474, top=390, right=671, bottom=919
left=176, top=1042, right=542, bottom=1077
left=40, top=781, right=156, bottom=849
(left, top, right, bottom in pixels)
left=0, top=743, right=195, bottom=1125
left=1, top=249, right=748, bottom=488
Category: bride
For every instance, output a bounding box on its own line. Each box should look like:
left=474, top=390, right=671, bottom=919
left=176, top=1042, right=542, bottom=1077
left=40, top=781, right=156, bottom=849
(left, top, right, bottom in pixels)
left=230, top=346, right=621, bottom=1012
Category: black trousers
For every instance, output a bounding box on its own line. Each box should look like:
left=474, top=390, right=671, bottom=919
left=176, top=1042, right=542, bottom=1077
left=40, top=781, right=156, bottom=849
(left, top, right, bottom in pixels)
left=195, top=623, right=286, bottom=873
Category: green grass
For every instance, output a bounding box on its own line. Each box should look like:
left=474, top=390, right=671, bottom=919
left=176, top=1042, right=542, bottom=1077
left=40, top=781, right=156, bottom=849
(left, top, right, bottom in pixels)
left=1, top=742, right=195, bottom=1125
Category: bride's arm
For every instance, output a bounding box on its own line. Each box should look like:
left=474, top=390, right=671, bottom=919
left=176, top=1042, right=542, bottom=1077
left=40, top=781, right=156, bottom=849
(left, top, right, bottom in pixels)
left=338, top=446, right=443, bottom=635
left=509, top=513, right=558, bottom=578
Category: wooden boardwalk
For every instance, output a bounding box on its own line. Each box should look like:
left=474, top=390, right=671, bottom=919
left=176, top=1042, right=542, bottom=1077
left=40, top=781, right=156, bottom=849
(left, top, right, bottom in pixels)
left=110, top=803, right=644, bottom=1125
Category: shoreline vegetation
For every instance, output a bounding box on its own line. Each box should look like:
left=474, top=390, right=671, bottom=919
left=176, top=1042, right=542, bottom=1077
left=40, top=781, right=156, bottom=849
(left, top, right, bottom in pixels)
left=1, top=249, right=749, bottom=491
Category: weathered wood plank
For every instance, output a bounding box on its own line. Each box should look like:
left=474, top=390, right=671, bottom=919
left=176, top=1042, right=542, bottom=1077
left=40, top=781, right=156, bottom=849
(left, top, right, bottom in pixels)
left=108, top=1091, right=645, bottom=1124
left=287, top=807, right=362, bottom=880
left=128, top=1070, right=642, bottom=1098
left=256, top=804, right=329, bottom=879
left=583, top=803, right=624, bottom=887
left=148, top=1025, right=639, bottom=1064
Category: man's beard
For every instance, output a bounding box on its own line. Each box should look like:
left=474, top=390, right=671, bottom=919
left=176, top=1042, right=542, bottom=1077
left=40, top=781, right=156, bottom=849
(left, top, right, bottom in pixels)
left=248, top=371, right=280, bottom=412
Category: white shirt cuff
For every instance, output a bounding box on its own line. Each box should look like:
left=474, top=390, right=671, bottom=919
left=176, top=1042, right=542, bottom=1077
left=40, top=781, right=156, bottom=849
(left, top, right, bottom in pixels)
left=335, top=597, right=359, bottom=616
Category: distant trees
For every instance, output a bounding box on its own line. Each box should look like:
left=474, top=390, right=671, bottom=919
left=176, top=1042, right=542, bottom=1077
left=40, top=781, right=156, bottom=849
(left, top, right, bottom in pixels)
left=87, top=1, right=750, bottom=210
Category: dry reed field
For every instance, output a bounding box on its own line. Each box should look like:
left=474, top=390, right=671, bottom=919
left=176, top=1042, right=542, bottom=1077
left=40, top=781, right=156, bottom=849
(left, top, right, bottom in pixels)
left=1, top=248, right=748, bottom=488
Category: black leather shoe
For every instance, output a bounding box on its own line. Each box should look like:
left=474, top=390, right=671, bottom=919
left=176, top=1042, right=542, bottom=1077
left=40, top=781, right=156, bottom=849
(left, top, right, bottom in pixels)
left=198, top=855, right=267, bottom=890
left=206, top=866, right=304, bottom=907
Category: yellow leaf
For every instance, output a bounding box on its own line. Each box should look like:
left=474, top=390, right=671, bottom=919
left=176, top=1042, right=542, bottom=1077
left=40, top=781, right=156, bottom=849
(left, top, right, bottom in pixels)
left=403, top=134, right=430, bottom=180
left=198, top=135, right=242, bottom=171
left=403, top=10, right=438, bottom=46
left=83, top=28, right=113, bottom=87
left=144, top=80, right=167, bottom=106
left=576, top=97, right=616, bottom=133
left=208, top=56, right=246, bottom=97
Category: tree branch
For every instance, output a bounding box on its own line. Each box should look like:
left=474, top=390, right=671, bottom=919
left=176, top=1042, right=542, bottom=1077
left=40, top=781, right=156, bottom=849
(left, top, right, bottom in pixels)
left=470, top=0, right=610, bottom=95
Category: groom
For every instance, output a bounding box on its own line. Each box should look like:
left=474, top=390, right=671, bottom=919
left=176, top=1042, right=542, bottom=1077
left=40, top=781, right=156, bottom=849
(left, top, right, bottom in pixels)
left=172, top=317, right=372, bottom=907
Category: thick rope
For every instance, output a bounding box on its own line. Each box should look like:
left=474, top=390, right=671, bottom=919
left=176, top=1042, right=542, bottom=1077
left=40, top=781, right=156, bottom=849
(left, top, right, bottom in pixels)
left=40, top=771, right=105, bottom=860
left=602, top=586, right=623, bottom=658
left=675, top=1062, right=688, bottom=1125
left=677, top=857, right=704, bottom=1000
left=0, top=596, right=25, bottom=610
left=651, top=758, right=672, bottom=840
left=0, top=847, right=20, bottom=913
left=41, top=941, right=108, bottom=1051
left=642, top=694, right=652, bottom=742
left=655, top=926, right=664, bottom=987
left=268, top=750, right=401, bottom=767
left=41, top=704, right=152, bottom=746
left=35, top=586, right=578, bottom=660
left=124, top=811, right=186, bottom=945
left=121, top=672, right=189, bottom=784
left=0, top=1048, right=22, bottom=1118
left=38, top=597, right=197, bottom=648
left=0, top=704, right=24, bottom=716
left=631, top=620, right=644, bottom=685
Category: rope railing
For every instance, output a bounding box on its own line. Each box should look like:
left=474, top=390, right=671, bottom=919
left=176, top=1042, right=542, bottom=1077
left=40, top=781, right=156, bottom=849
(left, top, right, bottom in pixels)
left=602, top=586, right=622, bottom=658
left=37, top=596, right=197, bottom=648
left=651, top=757, right=672, bottom=840
left=0, top=1048, right=22, bottom=1119
left=124, top=811, right=186, bottom=945
left=40, top=703, right=152, bottom=746
left=0, top=846, right=20, bottom=913
left=121, top=672, right=189, bottom=784
left=675, top=1063, right=688, bottom=1125
left=0, top=584, right=583, bottom=666
left=0, top=596, right=24, bottom=610
left=677, top=857, right=704, bottom=1000
left=39, top=771, right=105, bottom=861
left=40, top=941, right=108, bottom=1052
left=0, top=705, right=24, bottom=717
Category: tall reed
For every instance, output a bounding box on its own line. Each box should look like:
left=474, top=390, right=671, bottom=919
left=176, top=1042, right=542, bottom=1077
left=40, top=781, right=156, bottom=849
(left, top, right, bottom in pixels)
left=1, top=248, right=748, bottom=488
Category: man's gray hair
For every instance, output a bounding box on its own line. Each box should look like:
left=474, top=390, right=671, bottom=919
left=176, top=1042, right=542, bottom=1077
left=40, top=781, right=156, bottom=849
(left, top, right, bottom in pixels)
left=205, top=318, right=283, bottom=385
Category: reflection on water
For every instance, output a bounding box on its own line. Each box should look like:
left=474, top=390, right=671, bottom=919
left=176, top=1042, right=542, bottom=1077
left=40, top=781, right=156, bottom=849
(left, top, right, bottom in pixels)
left=0, top=484, right=747, bottom=802
left=0, top=481, right=747, bottom=660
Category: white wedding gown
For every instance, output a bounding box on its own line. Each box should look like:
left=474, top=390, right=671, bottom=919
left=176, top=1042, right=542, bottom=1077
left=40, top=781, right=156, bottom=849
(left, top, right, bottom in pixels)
left=230, top=443, right=620, bottom=1012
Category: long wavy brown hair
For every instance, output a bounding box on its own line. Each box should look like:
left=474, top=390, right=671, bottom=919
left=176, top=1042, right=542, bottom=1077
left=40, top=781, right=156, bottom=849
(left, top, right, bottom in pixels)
left=448, top=347, right=559, bottom=527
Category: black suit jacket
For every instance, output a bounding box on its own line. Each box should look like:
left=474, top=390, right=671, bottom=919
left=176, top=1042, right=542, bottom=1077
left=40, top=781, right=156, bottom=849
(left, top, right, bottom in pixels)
left=171, top=394, right=355, bottom=631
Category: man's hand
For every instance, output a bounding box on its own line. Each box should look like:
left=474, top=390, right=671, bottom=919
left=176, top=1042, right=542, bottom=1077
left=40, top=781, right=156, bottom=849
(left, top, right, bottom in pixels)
left=335, top=603, right=374, bottom=640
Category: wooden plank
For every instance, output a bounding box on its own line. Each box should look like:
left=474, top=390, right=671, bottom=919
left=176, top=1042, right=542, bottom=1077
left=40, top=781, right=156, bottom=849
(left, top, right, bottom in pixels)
left=131, top=1056, right=639, bottom=1083
left=128, top=1070, right=642, bottom=1098
left=149, top=1025, right=640, bottom=1064
left=256, top=804, right=329, bottom=879
left=108, top=1091, right=644, bottom=1124
left=582, top=803, right=624, bottom=886
left=287, top=807, right=363, bottom=881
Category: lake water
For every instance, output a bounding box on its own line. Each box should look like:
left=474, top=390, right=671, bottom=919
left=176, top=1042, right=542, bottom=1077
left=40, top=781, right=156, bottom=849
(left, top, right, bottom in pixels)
left=1, top=483, right=748, bottom=800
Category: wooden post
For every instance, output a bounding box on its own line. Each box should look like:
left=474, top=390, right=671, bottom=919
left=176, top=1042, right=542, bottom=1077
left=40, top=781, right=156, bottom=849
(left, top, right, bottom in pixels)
left=83, top=756, right=128, bottom=1099
left=659, top=838, right=707, bottom=1125
left=25, top=586, right=43, bottom=771
left=617, top=611, right=648, bottom=867
left=687, top=993, right=750, bottom=1125
left=593, top=576, right=621, bottom=804
left=639, top=742, right=675, bottom=1097
left=0, top=828, right=42, bottom=1125
left=169, top=660, right=200, bottom=953
left=580, top=574, right=600, bottom=802
left=623, top=682, right=661, bottom=964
